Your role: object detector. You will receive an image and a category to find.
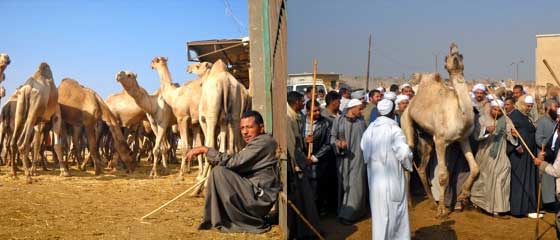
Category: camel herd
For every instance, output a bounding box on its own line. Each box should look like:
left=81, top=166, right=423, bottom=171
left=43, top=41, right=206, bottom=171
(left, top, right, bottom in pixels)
left=0, top=54, right=250, bottom=187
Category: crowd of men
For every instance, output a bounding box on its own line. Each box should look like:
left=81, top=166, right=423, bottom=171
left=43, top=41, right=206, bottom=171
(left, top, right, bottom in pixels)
left=286, top=82, right=560, bottom=239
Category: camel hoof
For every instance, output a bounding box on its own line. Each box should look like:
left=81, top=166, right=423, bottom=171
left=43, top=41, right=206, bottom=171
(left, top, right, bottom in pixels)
left=26, top=176, right=33, bottom=184
left=457, top=191, right=470, bottom=202
left=59, top=170, right=71, bottom=177
left=436, top=206, right=450, bottom=219
left=94, top=168, right=102, bottom=176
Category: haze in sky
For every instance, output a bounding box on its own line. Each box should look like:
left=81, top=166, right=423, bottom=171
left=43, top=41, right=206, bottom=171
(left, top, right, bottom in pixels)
left=288, top=0, right=560, bottom=82
left=0, top=0, right=247, bottom=99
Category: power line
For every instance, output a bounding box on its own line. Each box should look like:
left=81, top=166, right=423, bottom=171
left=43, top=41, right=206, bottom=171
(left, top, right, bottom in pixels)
left=223, top=0, right=246, bottom=36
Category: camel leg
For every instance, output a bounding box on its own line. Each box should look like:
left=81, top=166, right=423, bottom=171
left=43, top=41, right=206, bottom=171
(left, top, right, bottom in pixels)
left=16, top=90, right=42, bottom=183
left=417, top=137, right=437, bottom=207
left=52, top=108, right=69, bottom=177
left=457, top=138, right=479, bottom=202
left=150, top=125, right=167, bottom=178
left=434, top=137, right=450, bottom=218
left=194, top=126, right=204, bottom=178
left=84, top=125, right=102, bottom=175
left=31, top=123, right=45, bottom=176
left=176, top=117, right=191, bottom=180
left=160, top=137, right=169, bottom=174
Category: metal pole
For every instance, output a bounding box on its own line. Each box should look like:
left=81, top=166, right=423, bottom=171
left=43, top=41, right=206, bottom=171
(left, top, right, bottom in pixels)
left=516, top=62, right=519, bottom=81
left=366, top=34, right=372, bottom=91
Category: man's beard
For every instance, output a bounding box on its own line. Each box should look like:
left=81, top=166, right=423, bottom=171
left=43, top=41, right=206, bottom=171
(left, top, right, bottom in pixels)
left=549, top=109, right=558, bottom=119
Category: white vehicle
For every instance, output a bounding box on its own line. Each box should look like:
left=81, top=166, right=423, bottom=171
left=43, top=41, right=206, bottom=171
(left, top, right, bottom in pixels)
left=287, top=77, right=327, bottom=94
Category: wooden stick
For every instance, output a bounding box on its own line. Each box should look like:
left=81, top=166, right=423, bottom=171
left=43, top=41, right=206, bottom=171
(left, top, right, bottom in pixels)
left=279, top=192, right=325, bottom=240
left=535, top=144, right=545, bottom=240
left=139, top=176, right=208, bottom=221
left=307, top=59, right=318, bottom=159
left=543, top=59, right=560, bottom=87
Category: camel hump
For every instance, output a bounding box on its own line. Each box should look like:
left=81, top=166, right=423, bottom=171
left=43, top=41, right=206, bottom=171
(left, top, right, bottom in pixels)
left=211, top=59, right=228, bottom=72
left=33, top=62, right=53, bottom=80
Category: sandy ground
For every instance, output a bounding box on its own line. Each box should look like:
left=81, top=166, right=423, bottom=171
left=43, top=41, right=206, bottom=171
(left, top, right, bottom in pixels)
left=321, top=195, right=558, bottom=240
left=0, top=163, right=280, bottom=240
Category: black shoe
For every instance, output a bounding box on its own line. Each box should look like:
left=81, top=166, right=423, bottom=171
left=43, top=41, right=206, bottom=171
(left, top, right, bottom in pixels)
left=198, top=221, right=212, bottom=230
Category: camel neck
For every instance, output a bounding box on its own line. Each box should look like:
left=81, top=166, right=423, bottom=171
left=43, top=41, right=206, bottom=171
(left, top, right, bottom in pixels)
left=156, top=64, right=173, bottom=86
left=450, top=73, right=474, bottom=119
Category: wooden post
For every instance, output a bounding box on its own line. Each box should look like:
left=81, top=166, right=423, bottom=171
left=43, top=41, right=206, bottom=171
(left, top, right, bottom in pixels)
left=366, top=34, right=372, bottom=91
left=307, top=60, right=317, bottom=159
left=543, top=59, right=560, bottom=87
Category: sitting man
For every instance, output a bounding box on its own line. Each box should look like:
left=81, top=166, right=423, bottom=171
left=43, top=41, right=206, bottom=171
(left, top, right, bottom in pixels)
left=186, top=111, right=281, bottom=233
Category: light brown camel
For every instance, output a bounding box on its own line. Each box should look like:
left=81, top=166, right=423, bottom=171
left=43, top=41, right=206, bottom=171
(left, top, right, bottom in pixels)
left=10, top=63, right=66, bottom=183
left=151, top=57, right=205, bottom=180
left=57, top=78, right=136, bottom=175
left=116, top=70, right=176, bottom=177
left=401, top=43, right=479, bottom=218
left=106, top=90, right=149, bottom=162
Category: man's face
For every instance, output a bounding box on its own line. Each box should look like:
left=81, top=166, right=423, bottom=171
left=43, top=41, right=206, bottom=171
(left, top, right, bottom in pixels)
left=513, top=88, right=523, bottom=99
left=295, top=97, right=305, bottom=111
left=309, top=105, right=321, bottom=119
left=398, top=100, right=409, bottom=112
left=343, top=92, right=351, bottom=98
left=491, top=106, right=503, bottom=119
left=330, top=98, right=340, bottom=110
left=402, top=87, right=413, bottom=98
left=318, top=92, right=325, bottom=99
left=548, top=103, right=559, bottom=119
left=504, top=100, right=515, bottom=112
left=240, top=117, right=264, bottom=143
left=370, top=93, right=381, bottom=105
left=347, top=105, right=363, bottom=117
left=525, top=103, right=534, bottom=113
left=474, top=90, right=486, bottom=102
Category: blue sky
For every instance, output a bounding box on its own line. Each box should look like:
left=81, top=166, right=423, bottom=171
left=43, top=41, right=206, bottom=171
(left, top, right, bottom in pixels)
left=0, top=0, right=248, bottom=99
left=288, top=0, right=560, bottom=82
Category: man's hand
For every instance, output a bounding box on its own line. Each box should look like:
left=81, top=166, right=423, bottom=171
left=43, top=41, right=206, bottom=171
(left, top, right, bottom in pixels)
left=533, top=151, right=546, bottom=166
left=305, top=135, right=313, bottom=144
left=486, top=125, right=496, bottom=133
left=515, top=146, right=524, bottom=154
left=511, top=129, right=519, bottom=138
left=186, top=146, right=209, bottom=162
left=336, top=140, right=348, bottom=150
left=306, top=155, right=318, bottom=165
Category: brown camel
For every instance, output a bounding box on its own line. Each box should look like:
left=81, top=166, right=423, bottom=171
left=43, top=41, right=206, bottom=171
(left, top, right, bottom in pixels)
left=57, top=78, right=136, bottom=174
left=106, top=90, right=149, bottom=162
left=10, top=62, right=66, bottom=183
left=116, top=70, right=176, bottom=177
left=151, top=57, right=205, bottom=180
left=401, top=43, right=479, bottom=218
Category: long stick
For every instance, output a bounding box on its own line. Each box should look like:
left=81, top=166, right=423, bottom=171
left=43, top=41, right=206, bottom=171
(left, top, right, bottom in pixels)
left=279, top=193, right=324, bottom=240
left=140, top=176, right=208, bottom=220
left=307, top=59, right=318, bottom=159
left=543, top=59, right=560, bottom=87
left=535, top=144, right=545, bottom=239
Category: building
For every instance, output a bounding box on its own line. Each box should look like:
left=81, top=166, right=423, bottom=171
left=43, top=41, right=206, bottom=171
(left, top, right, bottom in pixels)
left=536, top=34, right=560, bottom=86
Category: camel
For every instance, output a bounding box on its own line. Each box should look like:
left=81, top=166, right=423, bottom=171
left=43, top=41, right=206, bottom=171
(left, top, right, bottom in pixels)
left=150, top=57, right=205, bottom=180
left=116, top=70, right=176, bottom=177
left=0, top=53, right=10, bottom=83
left=10, top=62, right=66, bottom=183
left=401, top=43, right=479, bottom=218
left=106, top=90, right=149, bottom=162
left=57, top=78, right=136, bottom=175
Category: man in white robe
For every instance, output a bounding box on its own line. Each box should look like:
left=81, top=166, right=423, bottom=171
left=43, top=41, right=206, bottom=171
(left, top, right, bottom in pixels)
left=361, top=99, right=413, bottom=240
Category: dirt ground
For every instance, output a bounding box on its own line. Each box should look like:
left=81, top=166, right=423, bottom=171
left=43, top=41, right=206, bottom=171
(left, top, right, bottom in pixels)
left=0, top=163, right=280, bottom=240
left=321, top=195, right=558, bottom=240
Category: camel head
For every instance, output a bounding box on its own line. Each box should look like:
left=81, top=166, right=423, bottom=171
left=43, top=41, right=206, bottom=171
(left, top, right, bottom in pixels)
left=0, top=53, right=11, bottom=82
left=186, top=62, right=213, bottom=77
left=115, top=70, right=139, bottom=90
left=32, top=62, right=53, bottom=80
left=444, top=42, right=464, bottom=76
left=150, top=56, right=168, bottom=69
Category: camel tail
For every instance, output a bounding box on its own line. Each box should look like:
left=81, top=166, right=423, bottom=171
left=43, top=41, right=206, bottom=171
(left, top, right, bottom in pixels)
left=400, top=107, right=415, bottom=148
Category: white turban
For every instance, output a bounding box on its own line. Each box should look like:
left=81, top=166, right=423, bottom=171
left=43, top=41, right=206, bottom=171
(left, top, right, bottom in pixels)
left=490, top=99, right=504, bottom=107
left=472, top=83, right=486, bottom=92
left=377, top=99, right=394, bottom=115
left=376, top=87, right=385, bottom=93
left=383, top=91, right=397, bottom=101
left=400, top=83, right=411, bottom=91
left=486, top=95, right=495, bottom=101
left=351, top=90, right=366, bottom=99
left=524, top=95, right=535, bottom=104
left=345, top=99, right=362, bottom=109
left=395, top=94, right=410, bottom=105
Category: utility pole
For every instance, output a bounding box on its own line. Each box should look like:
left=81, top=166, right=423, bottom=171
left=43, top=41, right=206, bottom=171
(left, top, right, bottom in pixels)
left=510, top=60, right=524, bottom=81
left=433, top=52, right=440, bottom=74
left=366, top=34, right=372, bottom=91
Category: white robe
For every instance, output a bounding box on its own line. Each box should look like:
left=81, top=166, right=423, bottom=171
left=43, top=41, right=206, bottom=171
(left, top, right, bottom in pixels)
left=361, top=116, right=413, bottom=240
